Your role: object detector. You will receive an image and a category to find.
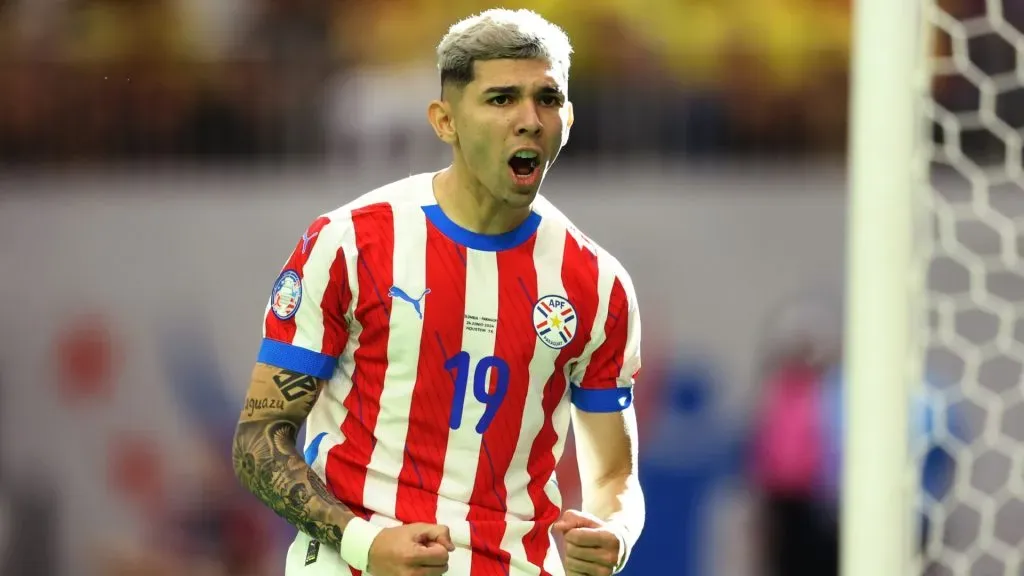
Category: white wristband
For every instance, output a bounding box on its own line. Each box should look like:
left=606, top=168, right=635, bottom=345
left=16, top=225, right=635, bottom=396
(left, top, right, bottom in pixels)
left=339, top=517, right=384, bottom=572
left=607, top=523, right=631, bottom=574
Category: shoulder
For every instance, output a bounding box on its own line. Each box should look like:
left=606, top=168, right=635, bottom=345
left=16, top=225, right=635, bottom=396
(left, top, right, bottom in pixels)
left=533, top=194, right=637, bottom=299
left=340, top=172, right=436, bottom=212
left=303, top=172, right=437, bottom=243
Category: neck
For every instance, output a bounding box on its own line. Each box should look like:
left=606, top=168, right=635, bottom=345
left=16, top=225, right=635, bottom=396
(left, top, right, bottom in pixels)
left=432, top=160, right=531, bottom=235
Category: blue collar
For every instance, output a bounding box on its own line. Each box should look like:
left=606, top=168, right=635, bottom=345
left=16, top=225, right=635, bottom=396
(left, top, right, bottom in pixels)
left=422, top=204, right=541, bottom=251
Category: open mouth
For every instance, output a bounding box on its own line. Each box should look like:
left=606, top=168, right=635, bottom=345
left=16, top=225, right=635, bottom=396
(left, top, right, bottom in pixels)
left=508, top=150, right=541, bottom=184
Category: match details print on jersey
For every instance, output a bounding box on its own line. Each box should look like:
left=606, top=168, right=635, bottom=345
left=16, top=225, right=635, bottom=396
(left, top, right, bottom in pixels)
left=257, top=173, right=641, bottom=576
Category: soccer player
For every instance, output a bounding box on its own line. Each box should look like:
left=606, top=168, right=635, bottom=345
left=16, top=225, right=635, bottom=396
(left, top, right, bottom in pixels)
left=232, top=8, right=645, bottom=576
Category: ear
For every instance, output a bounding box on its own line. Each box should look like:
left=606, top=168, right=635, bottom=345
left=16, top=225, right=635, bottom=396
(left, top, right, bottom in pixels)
left=561, top=100, right=574, bottom=147
left=427, top=98, right=458, bottom=145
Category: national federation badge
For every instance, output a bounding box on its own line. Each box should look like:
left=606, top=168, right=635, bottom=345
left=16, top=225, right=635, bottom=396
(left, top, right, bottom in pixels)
left=533, top=294, right=577, bottom=349
left=271, top=270, right=302, bottom=320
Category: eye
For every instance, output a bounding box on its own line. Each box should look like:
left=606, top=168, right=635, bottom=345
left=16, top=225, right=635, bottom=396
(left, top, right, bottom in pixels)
left=539, top=95, right=562, bottom=107
left=490, top=95, right=513, bottom=106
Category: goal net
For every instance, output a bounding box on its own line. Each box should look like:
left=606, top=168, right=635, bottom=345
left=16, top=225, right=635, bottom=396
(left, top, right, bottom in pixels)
left=913, top=1, right=1024, bottom=575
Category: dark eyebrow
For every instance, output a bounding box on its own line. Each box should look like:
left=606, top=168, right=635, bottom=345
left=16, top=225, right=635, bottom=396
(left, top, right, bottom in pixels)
left=537, top=86, right=565, bottom=99
left=483, top=85, right=565, bottom=99
left=483, top=86, right=522, bottom=96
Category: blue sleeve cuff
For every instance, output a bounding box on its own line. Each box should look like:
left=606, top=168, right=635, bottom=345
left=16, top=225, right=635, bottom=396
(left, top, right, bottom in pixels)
left=257, top=338, right=337, bottom=380
left=570, top=385, right=633, bottom=412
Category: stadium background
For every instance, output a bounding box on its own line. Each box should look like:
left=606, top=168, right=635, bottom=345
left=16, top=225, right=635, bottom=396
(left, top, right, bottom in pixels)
left=0, top=0, right=1018, bottom=575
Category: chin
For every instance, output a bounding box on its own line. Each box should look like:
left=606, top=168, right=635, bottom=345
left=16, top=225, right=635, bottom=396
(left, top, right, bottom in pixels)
left=508, top=187, right=537, bottom=202
left=501, top=186, right=538, bottom=207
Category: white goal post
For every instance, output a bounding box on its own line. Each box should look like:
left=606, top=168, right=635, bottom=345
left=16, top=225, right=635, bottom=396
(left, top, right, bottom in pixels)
left=844, top=0, right=1024, bottom=575
left=842, top=0, right=921, bottom=575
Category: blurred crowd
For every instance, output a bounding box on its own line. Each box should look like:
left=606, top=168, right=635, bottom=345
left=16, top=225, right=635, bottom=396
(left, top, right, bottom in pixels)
left=0, top=0, right=857, bottom=165
left=3, top=0, right=1019, bottom=167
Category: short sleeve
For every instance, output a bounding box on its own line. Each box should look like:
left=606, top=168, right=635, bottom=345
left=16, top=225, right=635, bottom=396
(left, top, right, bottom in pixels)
left=257, top=215, right=351, bottom=380
left=569, top=269, right=642, bottom=412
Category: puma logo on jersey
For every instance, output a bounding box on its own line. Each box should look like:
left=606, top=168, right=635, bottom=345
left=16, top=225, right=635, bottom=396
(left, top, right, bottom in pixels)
left=300, top=231, right=319, bottom=254
left=388, top=285, right=431, bottom=319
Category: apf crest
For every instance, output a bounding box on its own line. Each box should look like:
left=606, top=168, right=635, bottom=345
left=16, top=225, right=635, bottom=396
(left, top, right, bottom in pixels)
left=533, top=294, right=577, bottom=349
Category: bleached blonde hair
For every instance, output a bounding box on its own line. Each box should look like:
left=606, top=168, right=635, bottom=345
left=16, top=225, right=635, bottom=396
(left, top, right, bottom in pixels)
left=436, top=9, right=573, bottom=90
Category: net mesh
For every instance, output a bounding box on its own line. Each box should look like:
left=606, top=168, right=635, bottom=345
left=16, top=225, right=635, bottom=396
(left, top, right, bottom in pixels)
left=913, top=1, right=1024, bottom=574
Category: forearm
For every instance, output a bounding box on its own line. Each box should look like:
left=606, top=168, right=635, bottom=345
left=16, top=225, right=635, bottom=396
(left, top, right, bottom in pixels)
left=572, top=406, right=645, bottom=544
left=232, top=418, right=354, bottom=549
left=232, top=364, right=358, bottom=547
left=582, top=470, right=645, bottom=544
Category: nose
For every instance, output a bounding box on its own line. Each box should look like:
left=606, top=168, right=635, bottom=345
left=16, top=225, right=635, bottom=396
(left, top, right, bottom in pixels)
left=514, top=103, right=543, bottom=136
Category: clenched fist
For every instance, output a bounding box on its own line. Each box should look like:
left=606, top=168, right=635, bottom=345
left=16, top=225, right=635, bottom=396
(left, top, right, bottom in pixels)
left=366, top=523, right=456, bottom=576
left=553, top=510, right=623, bottom=576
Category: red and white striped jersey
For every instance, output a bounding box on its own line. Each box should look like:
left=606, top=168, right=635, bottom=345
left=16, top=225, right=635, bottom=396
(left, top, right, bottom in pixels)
left=259, top=172, right=642, bottom=576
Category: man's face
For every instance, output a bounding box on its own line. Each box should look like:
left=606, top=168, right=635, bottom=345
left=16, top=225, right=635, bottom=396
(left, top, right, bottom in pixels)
left=449, top=58, right=572, bottom=208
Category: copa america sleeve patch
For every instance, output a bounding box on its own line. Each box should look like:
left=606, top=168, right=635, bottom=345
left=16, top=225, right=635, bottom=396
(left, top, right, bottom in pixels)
left=271, top=270, right=303, bottom=320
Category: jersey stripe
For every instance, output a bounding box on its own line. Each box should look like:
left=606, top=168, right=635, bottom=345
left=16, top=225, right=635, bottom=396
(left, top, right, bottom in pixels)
left=314, top=209, right=361, bottom=478
left=437, top=248, right=498, bottom=575
left=264, top=215, right=332, bottom=346
left=316, top=211, right=361, bottom=576
left=466, top=234, right=539, bottom=575
left=291, top=218, right=344, bottom=353
left=562, top=233, right=604, bottom=387
left=617, top=275, right=642, bottom=385
left=505, top=219, right=567, bottom=576
left=580, top=277, right=629, bottom=389
left=570, top=250, right=638, bottom=410
left=319, top=245, right=351, bottom=358
left=395, top=224, right=467, bottom=523
left=522, top=229, right=601, bottom=573
left=565, top=249, right=612, bottom=384
left=300, top=215, right=355, bottom=511
left=364, top=205, right=428, bottom=519
left=551, top=231, right=602, bottom=464
left=326, top=203, right=394, bottom=522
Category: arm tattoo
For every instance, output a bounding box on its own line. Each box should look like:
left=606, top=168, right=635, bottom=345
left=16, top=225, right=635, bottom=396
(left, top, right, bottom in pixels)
left=233, top=368, right=355, bottom=549
left=244, top=397, right=286, bottom=418
left=272, top=370, right=320, bottom=401
left=307, top=467, right=338, bottom=503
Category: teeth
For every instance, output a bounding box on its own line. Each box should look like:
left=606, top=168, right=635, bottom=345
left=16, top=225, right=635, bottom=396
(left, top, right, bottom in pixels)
left=514, top=150, right=539, bottom=159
